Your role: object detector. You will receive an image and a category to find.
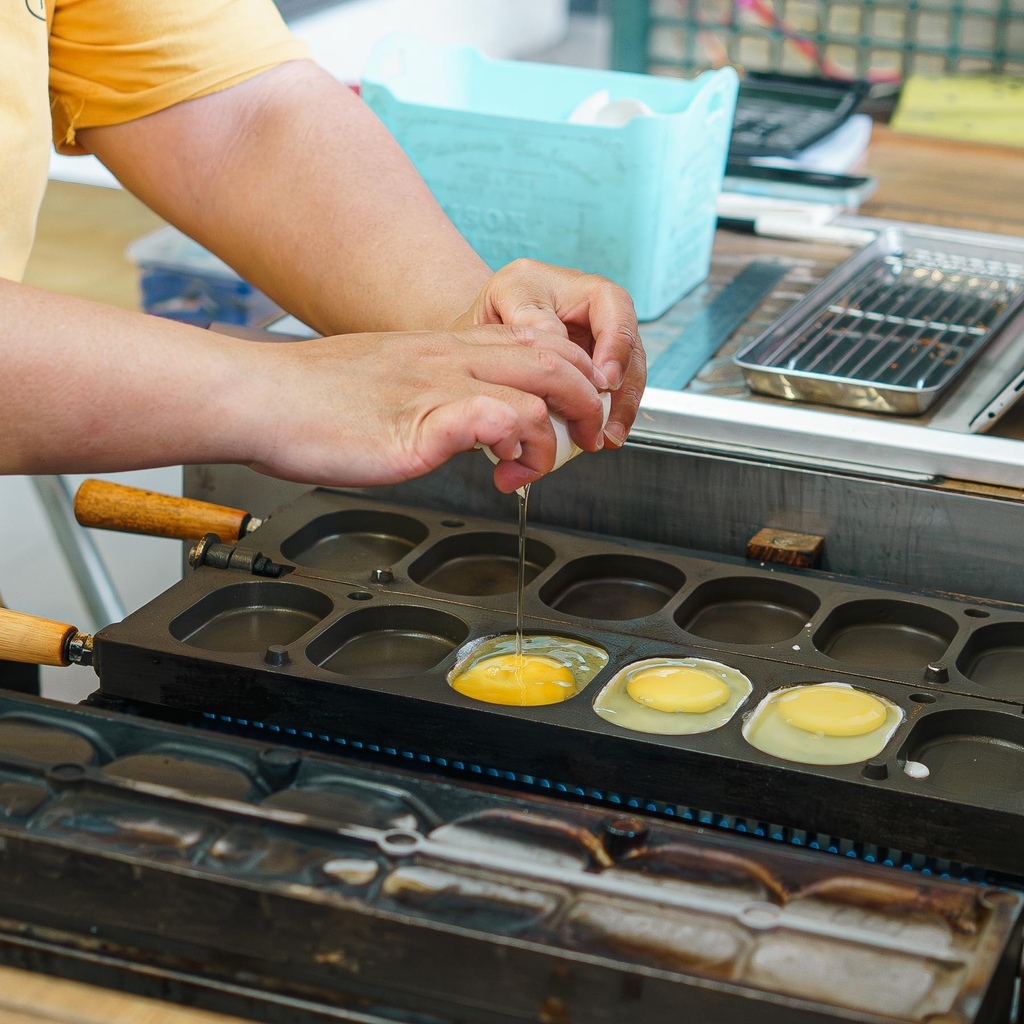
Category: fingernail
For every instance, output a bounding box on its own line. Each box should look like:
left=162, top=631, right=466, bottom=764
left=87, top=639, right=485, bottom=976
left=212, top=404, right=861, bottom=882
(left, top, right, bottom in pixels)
left=593, top=366, right=610, bottom=390
left=601, top=363, right=623, bottom=390
left=604, top=422, right=627, bottom=448
left=512, top=442, right=523, bottom=460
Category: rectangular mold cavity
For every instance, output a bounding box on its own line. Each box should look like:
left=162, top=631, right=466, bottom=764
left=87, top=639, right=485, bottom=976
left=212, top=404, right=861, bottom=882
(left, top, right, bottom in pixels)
left=408, top=532, right=555, bottom=597
left=675, top=576, right=819, bottom=645
left=813, top=599, right=959, bottom=675
left=956, top=622, right=1024, bottom=696
left=279, top=509, right=429, bottom=574
left=169, top=581, right=333, bottom=654
left=306, top=605, right=469, bottom=679
left=900, top=708, right=1024, bottom=808
left=538, top=554, right=685, bottom=620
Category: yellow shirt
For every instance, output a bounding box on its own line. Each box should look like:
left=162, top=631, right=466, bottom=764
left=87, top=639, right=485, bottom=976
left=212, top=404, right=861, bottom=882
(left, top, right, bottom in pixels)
left=3, top=0, right=308, bottom=281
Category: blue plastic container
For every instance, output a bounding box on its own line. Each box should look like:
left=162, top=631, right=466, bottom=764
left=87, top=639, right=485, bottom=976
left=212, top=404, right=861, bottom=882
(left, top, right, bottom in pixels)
left=362, top=36, right=738, bottom=321
left=127, top=227, right=277, bottom=328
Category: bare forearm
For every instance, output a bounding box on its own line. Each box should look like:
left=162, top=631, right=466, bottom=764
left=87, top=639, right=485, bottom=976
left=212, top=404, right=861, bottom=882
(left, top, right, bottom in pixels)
left=80, top=61, right=491, bottom=336
left=0, top=279, right=256, bottom=474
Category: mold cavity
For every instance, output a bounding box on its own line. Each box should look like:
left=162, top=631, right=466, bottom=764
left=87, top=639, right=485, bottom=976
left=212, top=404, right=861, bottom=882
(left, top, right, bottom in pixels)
left=448, top=633, right=607, bottom=707
left=280, top=510, right=428, bottom=572
left=957, top=622, right=1024, bottom=696
left=441, top=519, right=465, bottom=528
left=813, top=600, right=957, bottom=674
left=348, top=592, right=373, bottom=601
left=170, top=582, right=333, bottom=653
left=103, top=753, right=254, bottom=801
left=0, top=718, right=98, bottom=767
left=593, top=657, right=751, bottom=735
left=742, top=683, right=904, bottom=766
left=901, top=709, right=1024, bottom=799
left=675, top=577, right=819, bottom=645
left=308, top=605, right=469, bottom=678
left=965, top=608, right=990, bottom=619
left=408, top=532, right=554, bottom=596
left=539, top=554, right=684, bottom=620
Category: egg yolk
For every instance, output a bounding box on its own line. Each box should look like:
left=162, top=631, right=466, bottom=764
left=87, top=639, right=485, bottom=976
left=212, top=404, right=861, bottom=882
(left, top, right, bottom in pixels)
left=625, top=665, right=730, bottom=714
left=778, top=686, right=887, bottom=737
left=451, top=654, right=576, bottom=706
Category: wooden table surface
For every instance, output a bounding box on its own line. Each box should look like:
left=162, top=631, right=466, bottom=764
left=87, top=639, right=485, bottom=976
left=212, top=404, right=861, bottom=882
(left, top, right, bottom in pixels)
left=11, top=125, right=1024, bottom=1020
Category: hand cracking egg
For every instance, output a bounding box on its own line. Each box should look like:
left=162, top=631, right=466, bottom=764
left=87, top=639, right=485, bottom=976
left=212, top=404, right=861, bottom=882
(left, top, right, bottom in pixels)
left=742, top=682, right=904, bottom=765
left=594, top=657, right=752, bottom=735
left=448, top=633, right=608, bottom=707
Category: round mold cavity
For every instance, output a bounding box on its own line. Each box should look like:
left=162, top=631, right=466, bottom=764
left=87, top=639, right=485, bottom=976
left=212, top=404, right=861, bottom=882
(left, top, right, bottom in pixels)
left=169, top=581, right=333, bottom=654
left=813, top=599, right=957, bottom=674
left=279, top=510, right=428, bottom=572
left=538, top=554, right=684, bottom=621
left=408, top=532, right=555, bottom=597
left=742, top=682, right=904, bottom=767
left=593, top=657, right=752, bottom=735
left=902, top=709, right=1024, bottom=800
left=447, top=632, right=608, bottom=707
left=307, top=605, right=469, bottom=678
left=956, top=622, right=1024, bottom=696
left=0, top=718, right=97, bottom=767
left=102, top=753, right=254, bottom=801
left=674, top=577, right=819, bottom=645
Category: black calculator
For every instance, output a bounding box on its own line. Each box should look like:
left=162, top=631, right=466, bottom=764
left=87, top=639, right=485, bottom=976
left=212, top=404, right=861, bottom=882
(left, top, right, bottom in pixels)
left=730, top=72, right=870, bottom=160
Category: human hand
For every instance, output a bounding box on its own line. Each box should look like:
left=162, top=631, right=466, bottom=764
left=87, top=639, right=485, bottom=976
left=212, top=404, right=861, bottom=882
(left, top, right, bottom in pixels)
left=245, top=324, right=609, bottom=493
left=450, top=259, right=646, bottom=451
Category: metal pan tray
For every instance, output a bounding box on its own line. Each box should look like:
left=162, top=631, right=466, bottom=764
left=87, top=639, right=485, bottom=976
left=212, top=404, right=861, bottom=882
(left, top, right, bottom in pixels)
left=733, top=225, right=1024, bottom=415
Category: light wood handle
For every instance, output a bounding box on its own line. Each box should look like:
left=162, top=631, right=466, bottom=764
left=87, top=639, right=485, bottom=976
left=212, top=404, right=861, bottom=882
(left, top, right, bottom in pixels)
left=74, top=479, right=250, bottom=542
left=0, top=608, right=76, bottom=666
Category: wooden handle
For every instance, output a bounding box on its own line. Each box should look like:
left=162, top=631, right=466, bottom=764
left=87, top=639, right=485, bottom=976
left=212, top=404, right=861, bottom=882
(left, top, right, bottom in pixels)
left=0, top=608, right=76, bottom=666
left=74, top=479, right=250, bottom=542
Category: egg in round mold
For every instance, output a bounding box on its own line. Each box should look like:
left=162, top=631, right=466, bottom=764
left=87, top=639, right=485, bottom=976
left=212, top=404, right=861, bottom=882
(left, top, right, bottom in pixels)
left=593, top=657, right=752, bottom=735
left=742, top=682, right=904, bottom=766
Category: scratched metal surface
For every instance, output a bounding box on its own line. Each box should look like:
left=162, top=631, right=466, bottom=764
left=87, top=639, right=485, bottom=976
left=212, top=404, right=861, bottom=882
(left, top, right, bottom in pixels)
left=0, top=692, right=1020, bottom=1024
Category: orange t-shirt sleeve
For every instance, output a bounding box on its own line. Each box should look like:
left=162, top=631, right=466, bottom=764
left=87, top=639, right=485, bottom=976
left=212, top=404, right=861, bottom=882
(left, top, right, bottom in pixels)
left=48, top=0, right=310, bottom=153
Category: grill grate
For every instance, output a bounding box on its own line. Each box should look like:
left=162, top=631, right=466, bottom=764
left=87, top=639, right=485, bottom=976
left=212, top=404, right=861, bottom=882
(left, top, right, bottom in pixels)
left=763, top=250, right=1022, bottom=390
left=734, top=230, right=1024, bottom=414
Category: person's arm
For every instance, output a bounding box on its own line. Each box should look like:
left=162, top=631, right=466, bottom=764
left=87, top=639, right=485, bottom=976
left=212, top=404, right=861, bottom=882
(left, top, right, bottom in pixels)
left=77, top=60, right=645, bottom=448
left=0, top=277, right=607, bottom=492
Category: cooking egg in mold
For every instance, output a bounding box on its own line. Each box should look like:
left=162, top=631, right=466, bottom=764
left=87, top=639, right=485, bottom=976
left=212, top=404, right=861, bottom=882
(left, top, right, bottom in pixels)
left=742, top=682, right=904, bottom=766
left=593, top=657, right=752, bottom=735
left=448, top=634, right=608, bottom=707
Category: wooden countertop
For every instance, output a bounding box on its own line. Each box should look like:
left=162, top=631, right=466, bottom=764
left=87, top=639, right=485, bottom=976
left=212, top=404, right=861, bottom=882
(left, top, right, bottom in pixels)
left=14, top=124, right=1024, bottom=1020
left=0, top=966, right=254, bottom=1024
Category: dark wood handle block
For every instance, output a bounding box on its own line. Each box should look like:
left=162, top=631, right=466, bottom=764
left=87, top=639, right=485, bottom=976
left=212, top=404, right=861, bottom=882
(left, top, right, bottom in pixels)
left=74, top=479, right=250, bottom=542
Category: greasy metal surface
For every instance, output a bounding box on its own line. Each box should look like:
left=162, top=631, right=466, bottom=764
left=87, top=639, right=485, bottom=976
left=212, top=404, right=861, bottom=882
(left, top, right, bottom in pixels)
left=0, top=692, right=1020, bottom=1024
left=733, top=227, right=1024, bottom=415
left=185, top=444, right=1024, bottom=607
left=94, top=490, right=1024, bottom=875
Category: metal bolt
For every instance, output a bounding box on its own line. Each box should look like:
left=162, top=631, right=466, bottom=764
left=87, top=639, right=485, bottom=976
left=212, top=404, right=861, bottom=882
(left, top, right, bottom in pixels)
left=258, top=747, right=301, bottom=785
left=862, top=759, right=888, bottom=780
left=371, top=567, right=395, bottom=584
left=602, top=815, right=649, bottom=857
left=264, top=645, right=291, bottom=667
left=924, top=663, right=949, bottom=684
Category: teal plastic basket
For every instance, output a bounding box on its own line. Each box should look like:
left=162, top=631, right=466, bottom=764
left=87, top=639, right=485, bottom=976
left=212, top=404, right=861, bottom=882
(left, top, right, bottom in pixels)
left=362, top=36, right=738, bottom=321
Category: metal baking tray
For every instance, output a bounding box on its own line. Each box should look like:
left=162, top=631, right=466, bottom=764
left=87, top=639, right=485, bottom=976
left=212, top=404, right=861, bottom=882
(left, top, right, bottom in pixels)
left=733, top=225, right=1024, bottom=415
left=87, top=489, right=1024, bottom=877
left=1, top=691, right=1021, bottom=1024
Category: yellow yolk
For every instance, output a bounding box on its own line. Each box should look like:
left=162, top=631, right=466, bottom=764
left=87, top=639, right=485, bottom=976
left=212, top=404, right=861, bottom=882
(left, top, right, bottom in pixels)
left=625, top=665, right=730, bottom=714
left=778, top=686, right=887, bottom=737
left=451, top=653, right=576, bottom=706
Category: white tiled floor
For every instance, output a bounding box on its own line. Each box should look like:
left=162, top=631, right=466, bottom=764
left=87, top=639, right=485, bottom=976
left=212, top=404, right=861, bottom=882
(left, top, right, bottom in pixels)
left=0, top=468, right=183, bottom=704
